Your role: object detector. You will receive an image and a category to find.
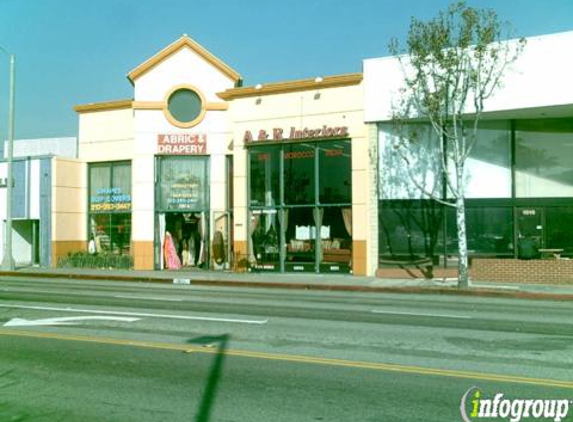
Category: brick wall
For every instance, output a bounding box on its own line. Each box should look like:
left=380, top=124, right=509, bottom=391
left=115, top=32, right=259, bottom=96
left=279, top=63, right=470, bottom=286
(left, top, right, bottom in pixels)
left=376, top=259, right=573, bottom=284
left=471, top=259, right=573, bottom=284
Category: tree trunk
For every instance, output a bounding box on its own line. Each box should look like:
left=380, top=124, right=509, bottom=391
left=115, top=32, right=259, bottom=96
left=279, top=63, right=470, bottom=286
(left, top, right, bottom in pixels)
left=456, top=196, right=470, bottom=288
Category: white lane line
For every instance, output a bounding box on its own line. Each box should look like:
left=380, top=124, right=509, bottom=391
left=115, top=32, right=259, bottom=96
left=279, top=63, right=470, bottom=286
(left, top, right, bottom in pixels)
left=371, top=310, right=471, bottom=319
left=115, top=295, right=183, bottom=302
left=4, top=316, right=140, bottom=327
left=0, top=304, right=268, bottom=325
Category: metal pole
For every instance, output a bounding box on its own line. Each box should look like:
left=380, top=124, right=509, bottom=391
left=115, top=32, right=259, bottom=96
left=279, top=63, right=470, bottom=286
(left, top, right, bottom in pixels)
left=1, top=48, right=15, bottom=270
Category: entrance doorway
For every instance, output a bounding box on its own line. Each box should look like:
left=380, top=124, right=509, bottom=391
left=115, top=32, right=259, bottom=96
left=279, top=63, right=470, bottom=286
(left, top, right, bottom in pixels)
left=516, top=207, right=543, bottom=259
left=156, top=212, right=208, bottom=270
left=12, top=219, right=40, bottom=266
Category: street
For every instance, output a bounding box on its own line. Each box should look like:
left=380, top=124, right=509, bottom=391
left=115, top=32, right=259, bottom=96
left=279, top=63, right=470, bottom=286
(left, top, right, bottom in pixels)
left=1, top=276, right=572, bottom=421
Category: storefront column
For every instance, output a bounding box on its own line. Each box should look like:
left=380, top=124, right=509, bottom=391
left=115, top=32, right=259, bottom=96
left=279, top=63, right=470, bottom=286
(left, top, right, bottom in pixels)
left=132, top=155, right=155, bottom=270
left=232, top=135, right=249, bottom=264
left=367, top=123, right=379, bottom=276
left=351, top=128, right=371, bottom=276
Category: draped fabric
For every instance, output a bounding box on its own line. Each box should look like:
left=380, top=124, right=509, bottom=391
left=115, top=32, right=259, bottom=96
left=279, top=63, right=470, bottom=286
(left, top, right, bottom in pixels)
left=89, top=162, right=132, bottom=211
left=265, top=211, right=272, bottom=234
left=159, top=214, right=166, bottom=270
left=249, top=214, right=260, bottom=262
left=89, top=166, right=111, bottom=200
left=164, top=231, right=181, bottom=270
left=283, top=209, right=289, bottom=235
left=112, top=162, right=131, bottom=201
left=314, top=208, right=325, bottom=261
left=342, top=208, right=352, bottom=236
left=198, top=212, right=207, bottom=265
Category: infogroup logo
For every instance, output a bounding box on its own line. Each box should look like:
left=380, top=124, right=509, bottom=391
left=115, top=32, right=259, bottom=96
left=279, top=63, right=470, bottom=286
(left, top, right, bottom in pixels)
left=460, top=387, right=571, bottom=422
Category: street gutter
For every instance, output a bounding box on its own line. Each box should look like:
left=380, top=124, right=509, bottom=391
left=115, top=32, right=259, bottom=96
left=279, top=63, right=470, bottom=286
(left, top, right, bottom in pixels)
left=0, top=270, right=572, bottom=302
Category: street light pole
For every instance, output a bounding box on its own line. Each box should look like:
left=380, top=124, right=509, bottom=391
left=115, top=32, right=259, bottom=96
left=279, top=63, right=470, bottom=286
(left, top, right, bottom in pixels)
left=0, top=45, right=15, bottom=270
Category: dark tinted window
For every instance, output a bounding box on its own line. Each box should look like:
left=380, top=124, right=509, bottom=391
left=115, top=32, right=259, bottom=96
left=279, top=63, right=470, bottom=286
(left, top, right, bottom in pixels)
left=249, top=148, right=280, bottom=207
left=284, top=143, right=315, bottom=205
left=319, top=141, right=351, bottom=204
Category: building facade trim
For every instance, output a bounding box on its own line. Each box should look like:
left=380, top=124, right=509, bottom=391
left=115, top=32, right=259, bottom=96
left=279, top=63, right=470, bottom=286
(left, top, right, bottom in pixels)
left=74, top=99, right=133, bottom=113
left=218, top=73, right=363, bottom=100
left=127, top=35, right=242, bottom=84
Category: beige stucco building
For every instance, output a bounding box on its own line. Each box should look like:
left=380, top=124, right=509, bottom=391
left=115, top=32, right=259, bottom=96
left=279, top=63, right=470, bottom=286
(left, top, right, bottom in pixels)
left=72, top=35, right=378, bottom=276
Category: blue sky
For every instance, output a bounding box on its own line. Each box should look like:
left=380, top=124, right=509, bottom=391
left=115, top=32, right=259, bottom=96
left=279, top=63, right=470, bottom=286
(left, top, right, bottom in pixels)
left=0, top=0, right=572, bottom=139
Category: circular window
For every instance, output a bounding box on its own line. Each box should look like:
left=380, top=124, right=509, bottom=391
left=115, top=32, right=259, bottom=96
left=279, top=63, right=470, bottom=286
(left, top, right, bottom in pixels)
left=167, top=88, right=203, bottom=124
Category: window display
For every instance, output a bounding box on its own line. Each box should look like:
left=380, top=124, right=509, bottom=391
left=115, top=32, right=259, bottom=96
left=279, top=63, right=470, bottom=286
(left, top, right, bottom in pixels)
left=88, top=161, right=132, bottom=255
left=248, top=139, right=352, bottom=273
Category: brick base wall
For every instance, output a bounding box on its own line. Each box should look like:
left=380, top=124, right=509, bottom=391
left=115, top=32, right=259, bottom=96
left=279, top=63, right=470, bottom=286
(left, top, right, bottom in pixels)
left=471, top=259, right=573, bottom=284
left=376, top=259, right=573, bottom=284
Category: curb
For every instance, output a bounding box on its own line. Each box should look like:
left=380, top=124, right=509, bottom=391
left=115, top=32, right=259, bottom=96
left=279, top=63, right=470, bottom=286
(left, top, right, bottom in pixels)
left=2, top=270, right=573, bottom=301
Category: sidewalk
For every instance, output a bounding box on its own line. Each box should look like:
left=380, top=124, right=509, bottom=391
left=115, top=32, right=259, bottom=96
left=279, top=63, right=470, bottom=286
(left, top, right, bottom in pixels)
left=2, top=266, right=573, bottom=301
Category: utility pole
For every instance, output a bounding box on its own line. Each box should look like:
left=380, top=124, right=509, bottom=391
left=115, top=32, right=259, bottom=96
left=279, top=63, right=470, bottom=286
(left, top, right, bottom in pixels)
left=1, top=45, right=15, bottom=270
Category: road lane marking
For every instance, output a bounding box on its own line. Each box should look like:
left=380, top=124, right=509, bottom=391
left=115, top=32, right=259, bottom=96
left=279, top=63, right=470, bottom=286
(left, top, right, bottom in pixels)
left=115, top=295, right=183, bottom=302
left=371, top=310, right=472, bottom=319
left=0, top=304, right=268, bottom=325
left=4, top=316, right=140, bottom=327
left=0, top=328, right=571, bottom=390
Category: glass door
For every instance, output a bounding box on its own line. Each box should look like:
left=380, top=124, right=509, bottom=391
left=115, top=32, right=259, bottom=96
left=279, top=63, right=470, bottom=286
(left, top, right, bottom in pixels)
left=516, top=207, right=543, bottom=259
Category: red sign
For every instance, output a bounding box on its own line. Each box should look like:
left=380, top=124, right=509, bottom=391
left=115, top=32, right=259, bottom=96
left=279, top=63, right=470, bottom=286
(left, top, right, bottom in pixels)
left=157, top=134, right=207, bottom=155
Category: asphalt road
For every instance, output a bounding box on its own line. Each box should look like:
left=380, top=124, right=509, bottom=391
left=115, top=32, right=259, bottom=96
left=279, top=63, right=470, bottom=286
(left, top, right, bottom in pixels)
left=1, top=277, right=572, bottom=421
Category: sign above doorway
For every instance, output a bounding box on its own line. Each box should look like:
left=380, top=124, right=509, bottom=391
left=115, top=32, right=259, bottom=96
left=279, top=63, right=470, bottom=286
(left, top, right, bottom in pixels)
left=157, top=134, right=207, bottom=155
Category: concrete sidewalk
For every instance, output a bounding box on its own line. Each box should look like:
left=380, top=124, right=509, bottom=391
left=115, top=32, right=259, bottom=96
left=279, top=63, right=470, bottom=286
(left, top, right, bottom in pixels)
left=1, top=266, right=573, bottom=301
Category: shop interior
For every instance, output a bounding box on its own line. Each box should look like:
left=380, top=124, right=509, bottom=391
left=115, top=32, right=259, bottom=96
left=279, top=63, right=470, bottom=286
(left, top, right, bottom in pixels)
left=161, top=212, right=207, bottom=270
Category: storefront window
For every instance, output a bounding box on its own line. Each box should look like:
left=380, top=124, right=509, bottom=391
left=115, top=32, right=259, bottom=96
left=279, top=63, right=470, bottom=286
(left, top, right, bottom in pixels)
left=89, top=214, right=132, bottom=254
left=249, top=210, right=280, bottom=272
left=516, top=118, right=573, bottom=198
left=284, top=207, right=316, bottom=271
left=545, top=207, right=573, bottom=255
left=249, top=148, right=279, bottom=207
left=379, top=200, right=443, bottom=260
left=445, top=206, right=513, bottom=255
left=464, top=121, right=511, bottom=198
left=88, top=161, right=132, bottom=254
left=284, top=143, right=315, bottom=205
left=248, top=139, right=352, bottom=273
left=319, top=206, right=352, bottom=273
left=157, top=156, right=209, bottom=211
left=378, top=123, right=442, bottom=200
left=319, top=141, right=351, bottom=204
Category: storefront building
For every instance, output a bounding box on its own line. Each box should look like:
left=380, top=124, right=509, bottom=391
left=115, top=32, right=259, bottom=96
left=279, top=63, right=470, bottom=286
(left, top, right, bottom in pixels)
left=74, top=36, right=378, bottom=276
left=221, top=74, right=375, bottom=275
left=70, top=31, right=573, bottom=280
left=364, top=31, right=573, bottom=281
left=0, top=137, right=82, bottom=267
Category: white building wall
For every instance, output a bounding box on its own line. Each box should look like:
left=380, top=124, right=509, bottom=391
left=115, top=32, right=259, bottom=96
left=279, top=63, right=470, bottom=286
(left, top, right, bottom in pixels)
left=77, top=108, right=134, bottom=162
left=0, top=158, right=44, bottom=265
left=131, top=46, right=235, bottom=269
left=5, top=137, right=77, bottom=159
left=364, top=31, right=573, bottom=122
left=29, top=159, right=40, bottom=219
left=134, top=47, right=233, bottom=103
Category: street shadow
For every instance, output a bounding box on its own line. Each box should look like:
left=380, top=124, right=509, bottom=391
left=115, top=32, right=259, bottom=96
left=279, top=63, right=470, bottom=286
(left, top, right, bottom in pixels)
left=187, top=334, right=230, bottom=422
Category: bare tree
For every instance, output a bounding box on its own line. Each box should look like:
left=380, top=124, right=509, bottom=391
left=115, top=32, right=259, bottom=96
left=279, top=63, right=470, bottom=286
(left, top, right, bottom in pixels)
left=388, top=1, right=525, bottom=287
